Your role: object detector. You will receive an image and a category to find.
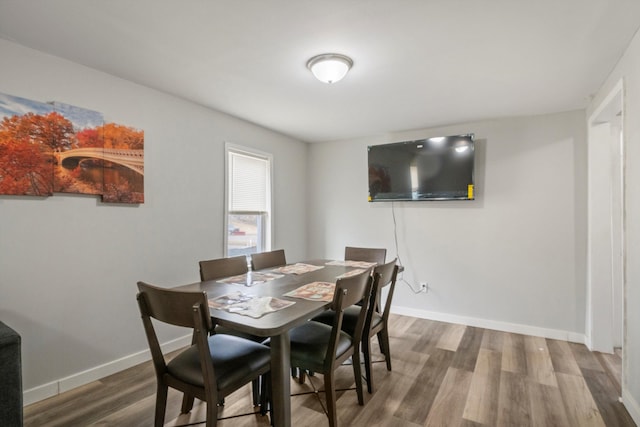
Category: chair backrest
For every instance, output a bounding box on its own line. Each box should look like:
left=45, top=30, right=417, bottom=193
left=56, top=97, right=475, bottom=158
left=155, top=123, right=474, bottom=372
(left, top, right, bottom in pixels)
left=344, top=246, right=386, bottom=265
left=370, top=258, right=399, bottom=321
left=136, top=281, right=214, bottom=380
left=250, top=249, right=286, bottom=271
left=137, top=281, right=212, bottom=329
left=326, top=269, right=373, bottom=369
left=199, top=255, right=248, bottom=281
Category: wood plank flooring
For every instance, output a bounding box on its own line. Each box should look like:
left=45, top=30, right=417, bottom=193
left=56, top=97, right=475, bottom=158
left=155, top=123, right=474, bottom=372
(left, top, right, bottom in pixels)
left=24, top=315, right=636, bottom=426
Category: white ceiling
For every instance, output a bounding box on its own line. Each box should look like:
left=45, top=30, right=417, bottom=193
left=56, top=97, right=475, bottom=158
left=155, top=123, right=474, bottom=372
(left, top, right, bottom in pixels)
left=1, top=0, right=639, bottom=143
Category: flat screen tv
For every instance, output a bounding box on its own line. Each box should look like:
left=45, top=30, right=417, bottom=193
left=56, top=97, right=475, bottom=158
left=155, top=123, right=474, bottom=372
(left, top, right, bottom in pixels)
left=368, top=134, right=475, bottom=201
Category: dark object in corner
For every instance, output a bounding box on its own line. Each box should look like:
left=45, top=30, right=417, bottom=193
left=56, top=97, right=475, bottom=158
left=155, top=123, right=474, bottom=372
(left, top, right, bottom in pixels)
left=0, top=321, right=23, bottom=426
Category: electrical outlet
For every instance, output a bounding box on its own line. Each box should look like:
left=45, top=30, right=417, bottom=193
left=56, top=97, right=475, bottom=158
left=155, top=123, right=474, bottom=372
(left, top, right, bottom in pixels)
left=419, top=282, right=428, bottom=293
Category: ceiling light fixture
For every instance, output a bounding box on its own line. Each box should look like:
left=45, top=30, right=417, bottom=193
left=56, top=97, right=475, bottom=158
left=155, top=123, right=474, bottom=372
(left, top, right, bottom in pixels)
left=306, top=53, right=353, bottom=84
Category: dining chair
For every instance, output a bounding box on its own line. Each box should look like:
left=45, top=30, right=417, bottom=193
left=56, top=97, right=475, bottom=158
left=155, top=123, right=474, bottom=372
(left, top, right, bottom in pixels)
left=344, top=246, right=386, bottom=265
left=268, top=269, right=373, bottom=427
left=312, top=258, right=398, bottom=393
left=199, top=255, right=249, bottom=282
left=250, top=249, right=286, bottom=271
left=199, top=255, right=265, bottom=406
left=136, top=281, right=272, bottom=427
left=344, top=246, right=386, bottom=312
left=199, top=255, right=262, bottom=340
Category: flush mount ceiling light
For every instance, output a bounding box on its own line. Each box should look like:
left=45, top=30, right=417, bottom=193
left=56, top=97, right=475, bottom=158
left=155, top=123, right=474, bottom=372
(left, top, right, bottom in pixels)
left=306, top=53, right=353, bottom=84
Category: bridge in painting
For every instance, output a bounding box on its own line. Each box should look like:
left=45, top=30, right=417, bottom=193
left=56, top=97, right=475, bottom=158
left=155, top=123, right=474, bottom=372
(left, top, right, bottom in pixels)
left=56, top=148, right=144, bottom=175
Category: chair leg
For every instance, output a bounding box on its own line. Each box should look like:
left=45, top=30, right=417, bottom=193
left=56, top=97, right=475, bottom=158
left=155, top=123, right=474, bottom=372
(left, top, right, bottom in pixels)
left=291, top=366, right=306, bottom=384
left=352, top=349, right=365, bottom=405
left=252, top=377, right=261, bottom=406
left=155, top=384, right=168, bottom=427
left=206, top=400, right=218, bottom=427
left=378, top=329, right=392, bottom=371
left=260, top=372, right=274, bottom=425
left=293, top=367, right=315, bottom=384
left=324, top=371, right=338, bottom=427
left=362, top=336, right=374, bottom=393
left=181, top=393, right=195, bottom=413
left=377, top=330, right=384, bottom=354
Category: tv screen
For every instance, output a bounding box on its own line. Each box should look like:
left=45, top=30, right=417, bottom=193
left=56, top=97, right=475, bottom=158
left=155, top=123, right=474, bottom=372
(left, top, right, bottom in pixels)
left=368, top=134, right=475, bottom=201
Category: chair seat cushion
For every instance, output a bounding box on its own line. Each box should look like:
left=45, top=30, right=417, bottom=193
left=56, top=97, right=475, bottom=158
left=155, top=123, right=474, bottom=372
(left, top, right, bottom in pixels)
left=312, top=307, right=357, bottom=335
left=313, top=307, right=383, bottom=336
left=288, top=321, right=353, bottom=369
left=167, top=334, right=270, bottom=391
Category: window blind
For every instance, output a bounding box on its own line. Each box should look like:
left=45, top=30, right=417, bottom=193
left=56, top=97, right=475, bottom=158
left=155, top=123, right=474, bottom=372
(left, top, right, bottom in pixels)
left=229, top=151, right=268, bottom=212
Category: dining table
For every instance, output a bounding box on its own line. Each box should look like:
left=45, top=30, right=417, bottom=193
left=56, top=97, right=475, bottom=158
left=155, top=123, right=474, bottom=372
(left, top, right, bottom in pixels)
left=174, top=259, right=371, bottom=427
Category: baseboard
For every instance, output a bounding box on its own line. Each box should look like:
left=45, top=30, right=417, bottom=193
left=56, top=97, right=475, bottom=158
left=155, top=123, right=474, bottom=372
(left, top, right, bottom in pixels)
left=622, top=388, right=640, bottom=425
left=391, top=305, right=586, bottom=344
left=23, top=334, right=191, bottom=406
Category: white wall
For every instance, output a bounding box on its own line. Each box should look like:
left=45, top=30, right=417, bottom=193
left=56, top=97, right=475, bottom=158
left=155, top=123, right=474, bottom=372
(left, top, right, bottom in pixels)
left=0, top=39, right=308, bottom=402
left=308, top=111, right=587, bottom=341
left=588, top=27, right=640, bottom=423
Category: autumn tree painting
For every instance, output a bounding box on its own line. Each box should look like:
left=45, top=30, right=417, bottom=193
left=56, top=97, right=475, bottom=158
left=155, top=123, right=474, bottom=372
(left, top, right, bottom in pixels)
left=48, top=102, right=104, bottom=195
left=0, top=93, right=144, bottom=203
left=0, top=110, right=71, bottom=196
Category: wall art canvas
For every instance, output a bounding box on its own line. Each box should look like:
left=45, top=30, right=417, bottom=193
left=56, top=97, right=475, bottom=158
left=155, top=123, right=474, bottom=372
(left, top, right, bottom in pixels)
left=0, top=92, right=144, bottom=204
left=100, top=123, right=144, bottom=204
left=0, top=93, right=56, bottom=196
left=51, top=102, right=105, bottom=195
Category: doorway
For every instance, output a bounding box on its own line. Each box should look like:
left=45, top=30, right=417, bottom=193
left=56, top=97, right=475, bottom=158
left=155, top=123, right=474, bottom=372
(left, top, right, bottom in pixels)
left=586, top=79, right=625, bottom=365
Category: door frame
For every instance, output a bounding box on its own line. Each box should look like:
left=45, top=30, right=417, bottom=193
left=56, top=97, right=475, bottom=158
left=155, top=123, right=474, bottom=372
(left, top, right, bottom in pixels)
left=586, top=78, right=625, bottom=358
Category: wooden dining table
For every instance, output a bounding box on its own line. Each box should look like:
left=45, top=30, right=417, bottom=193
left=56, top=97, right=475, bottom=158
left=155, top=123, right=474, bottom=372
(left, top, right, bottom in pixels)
left=174, top=259, right=366, bottom=427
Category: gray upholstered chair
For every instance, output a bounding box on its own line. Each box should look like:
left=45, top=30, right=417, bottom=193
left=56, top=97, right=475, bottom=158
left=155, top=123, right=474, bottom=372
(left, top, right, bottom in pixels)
left=136, top=282, right=271, bottom=427
left=0, top=321, right=22, bottom=426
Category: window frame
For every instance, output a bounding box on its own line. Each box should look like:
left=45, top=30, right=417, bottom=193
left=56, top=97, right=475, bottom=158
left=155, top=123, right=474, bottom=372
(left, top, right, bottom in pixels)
left=224, top=142, right=274, bottom=257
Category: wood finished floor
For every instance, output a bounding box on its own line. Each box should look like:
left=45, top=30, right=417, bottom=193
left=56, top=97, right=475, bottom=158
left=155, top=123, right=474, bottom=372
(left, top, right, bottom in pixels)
left=24, top=314, right=636, bottom=427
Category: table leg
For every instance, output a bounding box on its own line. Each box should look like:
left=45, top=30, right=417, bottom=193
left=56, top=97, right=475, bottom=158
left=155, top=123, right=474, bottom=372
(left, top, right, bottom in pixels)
left=270, top=331, right=291, bottom=427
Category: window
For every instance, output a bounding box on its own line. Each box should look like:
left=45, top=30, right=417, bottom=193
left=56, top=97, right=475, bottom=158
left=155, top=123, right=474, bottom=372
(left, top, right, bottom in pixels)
left=225, top=143, right=272, bottom=257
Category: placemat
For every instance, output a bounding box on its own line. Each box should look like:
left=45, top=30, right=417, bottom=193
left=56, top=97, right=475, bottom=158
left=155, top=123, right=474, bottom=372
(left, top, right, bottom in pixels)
left=216, top=271, right=284, bottom=286
left=284, top=281, right=335, bottom=302
left=208, top=291, right=295, bottom=318
left=326, top=260, right=377, bottom=268
left=271, top=263, right=325, bottom=275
